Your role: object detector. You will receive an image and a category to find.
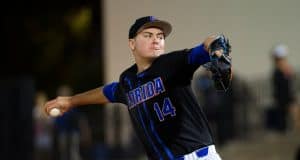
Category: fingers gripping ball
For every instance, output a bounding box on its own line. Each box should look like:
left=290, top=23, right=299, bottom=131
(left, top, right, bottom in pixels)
left=49, top=108, right=61, bottom=117
left=205, top=35, right=232, bottom=91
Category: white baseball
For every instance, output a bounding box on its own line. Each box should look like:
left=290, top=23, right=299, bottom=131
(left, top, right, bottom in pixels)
left=49, top=108, right=61, bottom=117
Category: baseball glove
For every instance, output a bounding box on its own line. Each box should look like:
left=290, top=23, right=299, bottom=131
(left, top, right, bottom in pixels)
left=204, top=35, right=232, bottom=91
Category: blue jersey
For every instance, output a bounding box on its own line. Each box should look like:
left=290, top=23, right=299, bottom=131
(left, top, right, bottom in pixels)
left=103, top=44, right=214, bottom=159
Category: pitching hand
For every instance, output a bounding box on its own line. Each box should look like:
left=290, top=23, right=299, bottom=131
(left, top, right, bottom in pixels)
left=44, top=96, right=73, bottom=117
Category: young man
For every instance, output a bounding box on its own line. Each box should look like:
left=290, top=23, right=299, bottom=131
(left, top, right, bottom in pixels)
left=44, top=16, right=232, bottom=160
left=270, top=44, right=296, bottom=133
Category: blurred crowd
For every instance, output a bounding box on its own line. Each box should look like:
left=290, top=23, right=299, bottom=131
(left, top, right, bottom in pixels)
left=32, top=85, right=145, bottom=160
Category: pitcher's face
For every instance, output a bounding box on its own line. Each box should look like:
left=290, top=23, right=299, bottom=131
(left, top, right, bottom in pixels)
left=129, top=27, right=165, bottom=59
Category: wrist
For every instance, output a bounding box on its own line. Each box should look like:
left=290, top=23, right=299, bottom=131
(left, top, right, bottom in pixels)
left=204, top=34, right=219, bottom=52
left=69, top=96, right=76, bottom=109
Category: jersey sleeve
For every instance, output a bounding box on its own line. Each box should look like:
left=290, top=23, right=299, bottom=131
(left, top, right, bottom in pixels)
left=103, top=82, right=126, bottom=104
left=187, top=44, right=211, bottom=65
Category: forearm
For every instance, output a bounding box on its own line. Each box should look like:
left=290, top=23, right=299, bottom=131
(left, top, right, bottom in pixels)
left=70, top=86, right=109, bottom=107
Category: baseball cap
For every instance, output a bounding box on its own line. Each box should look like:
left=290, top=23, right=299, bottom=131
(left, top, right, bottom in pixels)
left=128, top=16, right=172, bottom=39
left=271, top=44, right=288, bottom=58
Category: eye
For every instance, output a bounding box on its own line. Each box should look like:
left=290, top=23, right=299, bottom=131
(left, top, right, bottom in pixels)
left=143, top=33, right=151, bottom=38
left=157, top=34, right=165, bottom=40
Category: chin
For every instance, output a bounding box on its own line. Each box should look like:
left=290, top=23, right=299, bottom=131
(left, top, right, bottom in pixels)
left=153, top=51, right=163, bottom=57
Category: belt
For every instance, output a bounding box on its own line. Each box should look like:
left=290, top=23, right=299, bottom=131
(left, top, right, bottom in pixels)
left=176, top=145, right=212, bottom=160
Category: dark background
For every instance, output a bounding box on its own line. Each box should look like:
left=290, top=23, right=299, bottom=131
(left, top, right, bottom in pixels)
left=1, top=0, right=106, bottom=159
left=1, top=0, right=103, bottom=95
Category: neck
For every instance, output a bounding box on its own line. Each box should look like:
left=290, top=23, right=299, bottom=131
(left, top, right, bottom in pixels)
left=135, top=57, right=155, bottom=73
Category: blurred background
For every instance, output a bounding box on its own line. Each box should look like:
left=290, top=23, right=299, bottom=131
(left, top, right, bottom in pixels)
left=1, top=0, right=300, bottom=160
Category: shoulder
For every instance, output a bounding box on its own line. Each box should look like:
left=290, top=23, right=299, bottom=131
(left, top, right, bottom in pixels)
left=156, top=49, right=191, bottom=62
left=120, top=64, right=136, bottom=76
left=161, top=49, right=191, bottom=57
left=119, top=64, right=137, bottom=83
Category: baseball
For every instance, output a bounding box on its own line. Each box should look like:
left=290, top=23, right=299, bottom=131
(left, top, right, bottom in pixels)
left=49, top=108, right=61, bottom=117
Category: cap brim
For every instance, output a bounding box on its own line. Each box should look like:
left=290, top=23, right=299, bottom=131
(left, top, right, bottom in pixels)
left=137, top=20, right=172, bottom=38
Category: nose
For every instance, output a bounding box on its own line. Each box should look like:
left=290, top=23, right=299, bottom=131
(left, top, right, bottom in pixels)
left=152, top=36, right=160, bottom=44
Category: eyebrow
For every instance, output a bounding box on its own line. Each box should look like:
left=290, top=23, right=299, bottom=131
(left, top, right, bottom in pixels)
left=142, top=31, right=164, bottom=35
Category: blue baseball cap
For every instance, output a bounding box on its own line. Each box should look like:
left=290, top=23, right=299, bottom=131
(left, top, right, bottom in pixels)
left=128, top=16, right=172, bottom=39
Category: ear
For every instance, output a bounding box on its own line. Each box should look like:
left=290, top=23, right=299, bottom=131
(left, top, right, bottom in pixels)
left=128, top=39, right=135, bottom=51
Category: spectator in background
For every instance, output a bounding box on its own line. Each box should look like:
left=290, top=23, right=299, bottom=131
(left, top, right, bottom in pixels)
left=33, top=91, right=53, bottom=160
left=270, top=44, right=297, bottom=133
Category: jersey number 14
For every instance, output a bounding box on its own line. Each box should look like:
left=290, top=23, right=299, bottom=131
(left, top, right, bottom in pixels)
left=153, top=97, right=176, bottom=121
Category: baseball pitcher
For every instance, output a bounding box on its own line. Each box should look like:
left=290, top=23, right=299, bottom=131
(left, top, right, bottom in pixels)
left=44, top=16, right=232, bottom=160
